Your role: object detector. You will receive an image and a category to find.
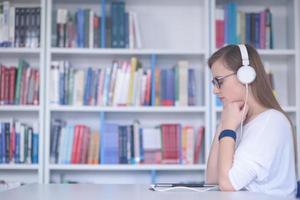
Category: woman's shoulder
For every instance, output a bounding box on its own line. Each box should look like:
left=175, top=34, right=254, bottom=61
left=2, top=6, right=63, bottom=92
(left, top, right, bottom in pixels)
left=266, top=109, right=290, bottom=126
left=243, top=109, right=292, bottom=147
left=247, top=109, right=291, bottom=136
left=258, top=109, right=292, bottom=136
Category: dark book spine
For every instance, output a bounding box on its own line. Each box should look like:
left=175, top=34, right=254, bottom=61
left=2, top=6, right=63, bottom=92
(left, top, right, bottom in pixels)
left=5, top=123, right=10, bottom=163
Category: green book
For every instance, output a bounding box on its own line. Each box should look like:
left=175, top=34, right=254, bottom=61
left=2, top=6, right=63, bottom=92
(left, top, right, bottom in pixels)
left=15, top=59, right=29, bottom=105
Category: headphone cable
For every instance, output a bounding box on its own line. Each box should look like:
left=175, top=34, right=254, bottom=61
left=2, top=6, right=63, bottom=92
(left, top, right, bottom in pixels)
left=240, top=83, right=249, bottom=143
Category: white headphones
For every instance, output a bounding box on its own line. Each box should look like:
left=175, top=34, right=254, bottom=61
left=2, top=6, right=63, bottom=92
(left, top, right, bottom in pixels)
left=237, top=44, right=256, bottom=84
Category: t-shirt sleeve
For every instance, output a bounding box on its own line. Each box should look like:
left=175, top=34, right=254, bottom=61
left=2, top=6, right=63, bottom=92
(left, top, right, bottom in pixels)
left=228, top=152, right=268, bottom=190
left=228, top=113, right=290, bottom=190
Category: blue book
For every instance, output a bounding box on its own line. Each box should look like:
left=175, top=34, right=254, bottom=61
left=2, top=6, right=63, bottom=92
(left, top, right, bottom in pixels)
left=50, top=120, right=62, bottom=164
left=89, top=69, right=95, bottom=105
left=83, top=68, right=93, bottom=105
left=93, top=69, right=100, bottom=106
left=124, top=12, right=129, bottom=48
left=245, top=13, right=251, bottom=45
left=101, top=0, right=106, bottom=48
left=139, top=128, right=144, bottom=162
left=169, top=69, right=175, bottom=105
left=59, top=65, right=65, bottom=105
left=166, top=69, right=173, bottom=105
left=188, top=69, right=196, bottom=106
left=1, top=123, right=6, bottom=163
left=101, top=123, right=119, bottom=164
left=111, top=2, right=118, bottom=48
left=15, top=131, right=20, bottom=163
left=118, top=126, right=128, bottom=164
left=32, top=128, right=39, bottom=164
left=254, top=13, right=260, bottom=48
left=76, top=9, right=85, bottom=48
left=227, top=3, right=237, bottom=44
left=0, top=124, right=2, bottom=163
left=150, top=55, right=156, bottom=106
left=118, top=2, right=126, bottom=48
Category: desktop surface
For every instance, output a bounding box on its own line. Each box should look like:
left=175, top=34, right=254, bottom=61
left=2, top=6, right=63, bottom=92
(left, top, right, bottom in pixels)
left=0, top=184, right=296, bottom=200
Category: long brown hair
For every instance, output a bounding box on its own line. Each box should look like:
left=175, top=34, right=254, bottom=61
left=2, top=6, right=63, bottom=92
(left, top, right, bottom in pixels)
left=208, top=44, right=298, bottom=176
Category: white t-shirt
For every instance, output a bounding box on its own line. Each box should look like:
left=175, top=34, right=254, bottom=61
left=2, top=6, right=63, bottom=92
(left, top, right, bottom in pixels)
left=228, top=109, right=297, bottom=197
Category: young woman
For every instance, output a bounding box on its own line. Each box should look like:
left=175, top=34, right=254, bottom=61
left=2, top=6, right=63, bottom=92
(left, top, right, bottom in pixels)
left=206, top=44, right=297, bottom=197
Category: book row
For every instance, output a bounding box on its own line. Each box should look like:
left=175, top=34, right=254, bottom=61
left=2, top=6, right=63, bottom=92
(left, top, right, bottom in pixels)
left=50, top=59, right=196, bottom=107
left=0, top=59, right=40, bottom=105
left=216, top=3, right=273, bottom=49
left=53, top=1, right=141, bottom=49
left=0, top=120, right=39, bottom=164
left=0, top=1, right=41, bottom=48
left=50, top=119, right=205, bottom=165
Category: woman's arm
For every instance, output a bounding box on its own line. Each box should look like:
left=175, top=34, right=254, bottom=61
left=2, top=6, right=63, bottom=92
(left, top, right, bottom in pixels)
left=217, top=101, right=249, bottom=191
left=205, top=124, right=222, bottom=184
left=218, top=133, right=236, bottom=191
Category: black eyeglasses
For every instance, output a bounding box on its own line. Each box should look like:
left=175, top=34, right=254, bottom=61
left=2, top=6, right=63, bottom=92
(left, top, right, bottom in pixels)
left=211, top=72, right=236, bottom=89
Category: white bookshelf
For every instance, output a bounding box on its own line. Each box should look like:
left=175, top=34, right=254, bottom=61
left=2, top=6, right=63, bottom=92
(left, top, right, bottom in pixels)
left=0, top=0, right=46, bottom=184
left=49, top=106, right=206, bottom=113
left=1, top=0, right=299, bottom=185
left=0, top=106, right=40, bottom=112
left=0, top=48, right=41, bottom=54
left=50, top=48, right=206, bottom=56
left=0, top=164, right=39, bottom=170
left=49, top=164, right=206, bottom=171
left=211, top=0, right=300, bottom=175
left=44, top=0, right=210, bottom=184
left=295, top=0, right=300, bottom=177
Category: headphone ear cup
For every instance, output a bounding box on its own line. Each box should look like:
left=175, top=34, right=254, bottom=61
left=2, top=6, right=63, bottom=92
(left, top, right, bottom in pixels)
left=237, top=66, right=256, bottom=84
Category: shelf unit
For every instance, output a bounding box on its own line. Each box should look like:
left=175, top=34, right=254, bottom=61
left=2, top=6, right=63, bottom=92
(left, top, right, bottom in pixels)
left=44, top=0, right=210, bottom=184
left=0, top=0, right=46, bottom=184
left=296, top=0, right=300, bottom=177
left=49, top=106, right=207, bottom=113
left=1, top=0, right=299, bottom=185
left=211, top=0, right=300, bottom=176
left=49, top=164, right=206, bottom=171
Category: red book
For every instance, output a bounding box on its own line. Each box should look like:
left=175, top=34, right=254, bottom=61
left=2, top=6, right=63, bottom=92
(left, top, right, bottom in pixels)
left=144, top=70, right=151, bottom=106
left=259, top=10, right=266, bottom=49
left=9, top=122, right=16, bottom=161
left=215, top=8, right=224, bottom=48
left=161, top=100, right=173, bottom=106
left=216, top=19, right=224, bottom=48
left=33, top=70, right=39, bottom=105
left=8, top=67, right=16, bottom=105
left=71, top=125, right=80, bottom=164
left=161, top=124, right=180, bottom=164
left=80, top=127, right=90, bottom=164
left=194, top=126, right=205, bottom=164
left=4, top=67, right=10, bottom=104
left=79, top=126, right=86, bottom=164
left=75, top=125, right=84, bottom=163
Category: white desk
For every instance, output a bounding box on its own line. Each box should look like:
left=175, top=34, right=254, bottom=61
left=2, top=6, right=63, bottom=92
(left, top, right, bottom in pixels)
left=0, top=184, right=296, bottom=200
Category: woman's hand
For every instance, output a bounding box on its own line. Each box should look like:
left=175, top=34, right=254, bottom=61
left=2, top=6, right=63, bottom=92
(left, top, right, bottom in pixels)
left=221, top=101, right=249, bottom=131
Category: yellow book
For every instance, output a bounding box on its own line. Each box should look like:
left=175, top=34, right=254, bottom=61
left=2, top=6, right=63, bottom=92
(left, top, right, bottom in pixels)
left=93, top=132, right=100, bottom=164
left=128, top=57, right=138, bottom=105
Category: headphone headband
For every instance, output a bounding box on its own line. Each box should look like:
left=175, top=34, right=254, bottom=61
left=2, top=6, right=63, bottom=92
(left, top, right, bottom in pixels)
left=238, top=44, right=250, bottom=66
left=236, top=44, right=256, bottom=84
